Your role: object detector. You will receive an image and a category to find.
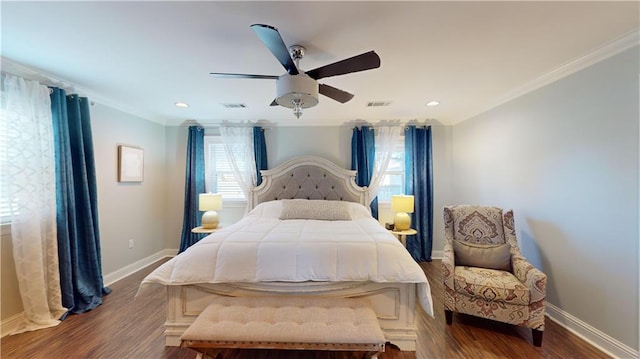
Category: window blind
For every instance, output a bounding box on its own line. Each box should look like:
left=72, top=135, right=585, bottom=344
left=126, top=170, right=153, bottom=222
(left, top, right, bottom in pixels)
left=376, top=139, right=405, bottom=202
left=204, top=135, right=247, bottom=201
left=0, top=110, right=14, bottom=223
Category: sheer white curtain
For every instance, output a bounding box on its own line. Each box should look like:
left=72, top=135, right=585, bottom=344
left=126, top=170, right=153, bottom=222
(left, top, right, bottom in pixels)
left=1, top=74, right=66, bottom=334
left=219, top=125, right=257, bottom=201
left=368, top=125, right=402, bottom=204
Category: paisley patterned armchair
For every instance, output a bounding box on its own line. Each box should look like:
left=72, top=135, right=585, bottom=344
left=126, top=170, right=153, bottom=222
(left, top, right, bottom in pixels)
left=442, top=205, right=547, bottom=346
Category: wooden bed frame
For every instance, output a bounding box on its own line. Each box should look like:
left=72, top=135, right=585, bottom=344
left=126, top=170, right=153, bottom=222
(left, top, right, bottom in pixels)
left=163, top=156, right=420, bottom=351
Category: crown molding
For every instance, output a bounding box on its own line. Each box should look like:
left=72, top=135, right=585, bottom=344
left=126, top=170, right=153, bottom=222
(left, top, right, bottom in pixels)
left=454, top=29, right=640, bottom=125
left=1, top=57, right=166, bottom=125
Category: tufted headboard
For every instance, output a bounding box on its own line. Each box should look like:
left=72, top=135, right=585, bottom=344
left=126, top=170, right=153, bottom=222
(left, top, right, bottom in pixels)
left=248, top=156, right=369, bottom=210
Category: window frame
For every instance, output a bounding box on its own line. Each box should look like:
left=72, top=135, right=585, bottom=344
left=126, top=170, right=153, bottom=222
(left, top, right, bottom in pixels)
left=203, top=135, right=248, bottom=206
left=375, top=135, right=406, bottom=204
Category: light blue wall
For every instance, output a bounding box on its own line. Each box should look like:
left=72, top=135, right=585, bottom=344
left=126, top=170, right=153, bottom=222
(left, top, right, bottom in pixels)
left=451, top=47, right=639, bottom=350
left=91, top=103, right=168, bottom=274
left=266, top=126, right=352, bottom=168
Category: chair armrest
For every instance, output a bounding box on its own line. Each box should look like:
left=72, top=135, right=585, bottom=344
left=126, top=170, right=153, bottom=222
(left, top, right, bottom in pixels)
left=442, top=242, right=455, bottom=291
left=512, top=255, right=547, bottom=303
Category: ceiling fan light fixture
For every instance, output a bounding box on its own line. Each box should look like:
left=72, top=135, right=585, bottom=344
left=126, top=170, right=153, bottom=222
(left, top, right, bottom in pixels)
left=211, top=25, right=380, bottom=117
left=276, top=74, right=318, bottom=118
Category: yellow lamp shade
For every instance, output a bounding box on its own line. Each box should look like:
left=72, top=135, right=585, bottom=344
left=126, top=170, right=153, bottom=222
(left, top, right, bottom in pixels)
left=391, top=195, right=414, bottom=213
left=199, top=193, right=222, bottom=211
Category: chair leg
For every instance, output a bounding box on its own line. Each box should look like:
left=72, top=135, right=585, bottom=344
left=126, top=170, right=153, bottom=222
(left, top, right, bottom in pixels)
left=532, top=329, right=543, bottom=347
left=445, top=310, right=453, bottom=325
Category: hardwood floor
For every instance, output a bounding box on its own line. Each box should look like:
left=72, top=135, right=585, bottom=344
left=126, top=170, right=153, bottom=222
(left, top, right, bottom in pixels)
left=1, top=259, right=610, bottom=359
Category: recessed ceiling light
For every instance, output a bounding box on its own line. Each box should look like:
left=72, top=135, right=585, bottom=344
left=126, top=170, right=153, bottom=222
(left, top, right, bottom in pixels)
left=426, top=100, right=440, bottom=107
left=174, top=102, right=189, bottom=108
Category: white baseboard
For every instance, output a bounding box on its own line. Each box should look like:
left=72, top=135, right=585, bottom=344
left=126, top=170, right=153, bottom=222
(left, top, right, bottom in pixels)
left=545, top=302, right=638, bottom=359
left=2, top=249, right=178, bottom=338
left=103, top=249, right=177, bottom=286
left=431, top=250, right=444, bottom=260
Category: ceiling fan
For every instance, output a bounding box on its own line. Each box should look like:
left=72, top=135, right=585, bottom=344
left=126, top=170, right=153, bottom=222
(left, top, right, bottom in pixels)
left=210, top=24, right=381, bottom=118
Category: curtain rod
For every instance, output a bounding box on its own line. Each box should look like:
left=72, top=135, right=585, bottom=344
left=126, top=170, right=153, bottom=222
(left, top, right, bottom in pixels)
left=352, top=124, right=432, bottom=130
left=201, top=125, right=272, bottom=130
left=1, top=60, right=77, bottom=94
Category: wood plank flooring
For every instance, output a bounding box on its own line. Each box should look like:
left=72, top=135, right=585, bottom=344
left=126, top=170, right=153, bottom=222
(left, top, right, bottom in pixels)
left=1, top=258, right=610, bottom=359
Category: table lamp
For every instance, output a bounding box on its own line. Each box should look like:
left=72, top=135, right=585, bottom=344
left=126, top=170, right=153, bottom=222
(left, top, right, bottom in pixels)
left=199, top=193, right=222, bottom=229
left=391, top=195, right=414, bottom=231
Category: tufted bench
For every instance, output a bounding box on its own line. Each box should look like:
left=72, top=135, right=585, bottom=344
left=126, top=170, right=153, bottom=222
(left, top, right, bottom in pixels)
left=180, top=296, right=386, bottom=358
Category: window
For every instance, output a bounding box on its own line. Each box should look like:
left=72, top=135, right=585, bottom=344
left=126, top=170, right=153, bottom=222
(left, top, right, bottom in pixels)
left=203, top=135, right=246, bottom=202
left=375, top=138, right=405, bottom=203
left=0, top=102, right=19, bottom=224
left=0, top=117, right=11, bottom=224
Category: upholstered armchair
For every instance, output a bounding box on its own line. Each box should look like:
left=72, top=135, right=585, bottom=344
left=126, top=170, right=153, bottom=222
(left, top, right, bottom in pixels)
left=442, top=205, right=547, bottom=346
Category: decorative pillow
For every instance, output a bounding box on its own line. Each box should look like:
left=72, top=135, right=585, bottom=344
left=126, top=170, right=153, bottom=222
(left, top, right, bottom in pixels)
left=279, top=199, right=352, bottom=221
left=453, top=240, right=511, bottom=271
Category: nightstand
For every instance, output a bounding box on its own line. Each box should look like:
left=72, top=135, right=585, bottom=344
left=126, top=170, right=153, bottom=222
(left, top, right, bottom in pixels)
left=191, top=226, right=219, bottom=234
left=390, top=228, right=417, bottom=247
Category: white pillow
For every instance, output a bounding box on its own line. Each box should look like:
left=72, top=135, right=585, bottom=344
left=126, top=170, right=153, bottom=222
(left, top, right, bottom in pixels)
left=279, top=199, right=352, bottom=221
left=348, top=202, right=373, bottom=219
left=249, top=200, right=283, bottom=218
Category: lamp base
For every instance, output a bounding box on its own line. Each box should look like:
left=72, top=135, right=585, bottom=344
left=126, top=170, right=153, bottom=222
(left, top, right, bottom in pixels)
left=202, top=211, right=219, bottom=229
left=394, top=212, right=411, bottom=231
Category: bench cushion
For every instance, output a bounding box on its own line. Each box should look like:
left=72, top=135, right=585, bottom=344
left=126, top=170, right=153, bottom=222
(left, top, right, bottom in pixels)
left=180, top=296, right=386, bottom=347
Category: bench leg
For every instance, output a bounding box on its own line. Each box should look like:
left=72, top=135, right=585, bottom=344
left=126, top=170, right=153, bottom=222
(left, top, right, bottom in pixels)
left=192, top=348, right=220, bottom=359
left=365, top=351, right=383, bottom=359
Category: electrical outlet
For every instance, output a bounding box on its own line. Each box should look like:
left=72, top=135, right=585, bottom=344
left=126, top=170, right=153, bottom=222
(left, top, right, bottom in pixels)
left=128, top=239, right=134, bottom=249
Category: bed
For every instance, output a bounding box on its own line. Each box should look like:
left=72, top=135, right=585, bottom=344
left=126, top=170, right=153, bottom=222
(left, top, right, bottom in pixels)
left=139, top=156, right=434, bottom=351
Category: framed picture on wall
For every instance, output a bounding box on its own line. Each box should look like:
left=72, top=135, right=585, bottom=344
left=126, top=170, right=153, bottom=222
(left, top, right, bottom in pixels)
left=118, top=145, right=144, bottom=182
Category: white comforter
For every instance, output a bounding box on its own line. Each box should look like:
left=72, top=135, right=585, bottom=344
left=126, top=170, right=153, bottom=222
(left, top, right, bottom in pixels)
left=140, top=201, right=433, bottom=316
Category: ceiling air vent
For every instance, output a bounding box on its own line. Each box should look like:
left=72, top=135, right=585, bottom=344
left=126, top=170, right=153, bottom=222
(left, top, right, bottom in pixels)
left=366, top=101, right=391, bottom=107
left=221, top=103, right=247, bottom=109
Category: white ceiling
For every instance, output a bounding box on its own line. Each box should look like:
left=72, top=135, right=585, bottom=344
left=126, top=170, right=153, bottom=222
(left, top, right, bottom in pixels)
left=2, top=1, right=638, bottom=126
